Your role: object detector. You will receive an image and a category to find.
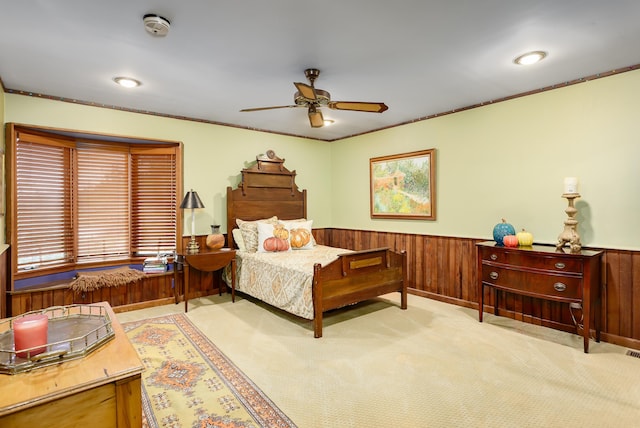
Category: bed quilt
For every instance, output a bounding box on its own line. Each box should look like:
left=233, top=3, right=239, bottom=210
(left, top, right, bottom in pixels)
left=227, top=245, right=352, bottom=319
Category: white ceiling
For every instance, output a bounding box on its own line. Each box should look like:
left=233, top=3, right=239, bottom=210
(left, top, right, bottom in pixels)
left=1, top=1, right=639, bottom=141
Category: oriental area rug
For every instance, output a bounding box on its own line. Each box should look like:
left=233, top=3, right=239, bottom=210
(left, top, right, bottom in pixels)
left=123, top=314, right=296, bottom=428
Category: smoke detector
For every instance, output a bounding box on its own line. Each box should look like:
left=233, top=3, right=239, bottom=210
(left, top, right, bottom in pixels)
left=143, top=14, right=171, bottom=37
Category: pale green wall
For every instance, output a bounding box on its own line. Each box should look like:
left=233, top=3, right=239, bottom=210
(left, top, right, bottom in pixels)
left=3, top=95, right=333, bottom=237
left=3, top=70, right=639, bottom=250
left=332, top=69, right=640, bottom=250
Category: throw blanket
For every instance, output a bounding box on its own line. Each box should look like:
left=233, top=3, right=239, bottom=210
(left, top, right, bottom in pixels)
left=70, top=267, right=146, bottom=292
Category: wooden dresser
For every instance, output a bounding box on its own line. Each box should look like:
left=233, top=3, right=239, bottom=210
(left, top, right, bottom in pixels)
left=476, top=241, right=603, bottom=353
left=0, top=302, right=143, bottom=427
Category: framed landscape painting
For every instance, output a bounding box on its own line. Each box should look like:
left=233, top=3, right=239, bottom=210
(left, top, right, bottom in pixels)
left=370, top=148, right=436, bottom=220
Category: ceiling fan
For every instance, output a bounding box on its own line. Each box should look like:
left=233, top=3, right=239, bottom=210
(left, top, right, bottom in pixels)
left=240, top=68, right=388, bottom=128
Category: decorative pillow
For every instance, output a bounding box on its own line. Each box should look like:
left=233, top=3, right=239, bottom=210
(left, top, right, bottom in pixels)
left=231, top=228, right=246, bottom=251
left=236, top=216, right=278, bottom=252
left=282, top=218, right=317, bottom=246
left=257, top=221, right=291, bottom=253
left=282, top=220, right=314, bottom=250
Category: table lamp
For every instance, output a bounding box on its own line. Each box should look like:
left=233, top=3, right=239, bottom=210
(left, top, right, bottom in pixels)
left=180, top=189, right=205, bottom=254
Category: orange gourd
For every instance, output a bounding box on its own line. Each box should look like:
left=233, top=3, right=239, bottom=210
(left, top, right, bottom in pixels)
left=290, top=228, right=311, bottom=248
left=263, top=236, right=289, bottom=252
left=503, top=235, right=519, bottom=247
left=272, top=224, right=289, bottom=240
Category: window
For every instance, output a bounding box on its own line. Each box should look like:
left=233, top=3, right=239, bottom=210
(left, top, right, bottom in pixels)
left=131, top=148, right=179, bottom=255
left=8, top=125, right=181, bottom=276
left=15, top=135, right=74, bottom=270
left=76, top=143, right=131, bottom=263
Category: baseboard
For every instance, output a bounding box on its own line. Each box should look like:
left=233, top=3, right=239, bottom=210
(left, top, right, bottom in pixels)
left=112, top=297, right=177, bottom=313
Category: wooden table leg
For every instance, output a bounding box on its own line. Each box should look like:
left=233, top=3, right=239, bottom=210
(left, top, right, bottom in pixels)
left=173, top=260, right=181, bottom=305
left=231, top=258, right=236, bottom=303
left=184, top=264, right=190, bottom=312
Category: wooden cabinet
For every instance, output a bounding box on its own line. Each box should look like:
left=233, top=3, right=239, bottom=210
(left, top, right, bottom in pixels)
left=477, top=241, right=603, bottom=353
left=0, top=302, right=143, bottom=427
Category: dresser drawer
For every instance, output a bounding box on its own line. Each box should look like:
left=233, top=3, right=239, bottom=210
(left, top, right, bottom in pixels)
left=481, top=266, right=582, bottom=301
left=479, top=246, right=583, bottom=274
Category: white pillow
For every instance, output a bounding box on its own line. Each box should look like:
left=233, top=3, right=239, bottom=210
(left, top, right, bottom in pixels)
left=257, top=221, right=291, bottom=253
left=282, top=218, right=317, bottom=246
left=236, top=216, right=278, bottom=252
left=232, top=228, right=246, bottom=251
left=281, top=220, right=314, bottom=250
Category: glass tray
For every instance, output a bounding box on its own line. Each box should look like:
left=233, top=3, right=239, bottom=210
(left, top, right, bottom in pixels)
left=0, top=304, right=115, bottom=375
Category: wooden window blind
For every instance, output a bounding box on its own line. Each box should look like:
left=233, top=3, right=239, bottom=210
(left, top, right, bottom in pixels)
left=131, top=148, right=177, bottom=256
left=15, top=133, right=74, bottom=271
left=12, top=127, right=179, bottom=274
left=76, top=143, right=130, bottom=263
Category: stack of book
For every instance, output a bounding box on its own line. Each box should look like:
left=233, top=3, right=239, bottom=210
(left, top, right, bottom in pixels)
left=143, top=256, right=168, bottom=274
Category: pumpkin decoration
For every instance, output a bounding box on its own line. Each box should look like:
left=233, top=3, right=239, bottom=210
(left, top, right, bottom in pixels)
left=263, top=236, right=289, bottom=252
left=493, top=219, right=516, bottom=246
left=516, top=229, right=534, bottom=246
left=503, top=235, right=519, bottom=247
left=272, top=223, right=289, bottom=240
left=290, top=228, right=312, bottom=248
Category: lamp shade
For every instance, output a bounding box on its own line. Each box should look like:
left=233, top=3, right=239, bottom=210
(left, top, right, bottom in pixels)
left=180, top=190, right=205, bottom=209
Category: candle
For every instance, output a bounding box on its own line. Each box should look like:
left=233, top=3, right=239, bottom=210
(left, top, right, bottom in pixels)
left=563, top=177, right=578, bottom=194
left=13, top=313, right=49, bottom=358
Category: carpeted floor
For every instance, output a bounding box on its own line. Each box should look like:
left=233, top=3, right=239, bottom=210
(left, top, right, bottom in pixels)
left=117, top=293, right=640, bottom=427
left=123, top=314, right=296, bottom=428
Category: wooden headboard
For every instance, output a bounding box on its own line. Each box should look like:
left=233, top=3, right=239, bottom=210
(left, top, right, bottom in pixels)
left=226, top=150, right=307, bottom=249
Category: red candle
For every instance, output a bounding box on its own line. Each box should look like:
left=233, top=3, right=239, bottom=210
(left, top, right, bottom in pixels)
left=13, top=314, right=49, bottom=358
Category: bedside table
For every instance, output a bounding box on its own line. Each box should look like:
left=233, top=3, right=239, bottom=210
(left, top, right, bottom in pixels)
left=174, top=248, right=236, bottom=312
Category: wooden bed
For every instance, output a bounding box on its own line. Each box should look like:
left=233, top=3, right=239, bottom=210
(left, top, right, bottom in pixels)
left=226, top=150, right=407, bottom=337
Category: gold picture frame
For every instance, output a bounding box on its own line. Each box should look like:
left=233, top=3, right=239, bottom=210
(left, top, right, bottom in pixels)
left=370, top=148, right=436, bottom=220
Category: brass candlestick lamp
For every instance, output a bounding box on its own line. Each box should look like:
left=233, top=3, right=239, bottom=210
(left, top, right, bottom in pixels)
left=556, top=177, right=581, bottom=253
left=180, top=189, right=205, bottom=254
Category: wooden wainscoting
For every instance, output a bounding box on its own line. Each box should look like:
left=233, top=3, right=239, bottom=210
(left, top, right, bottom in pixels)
left=320, top=228, right=640, bottom=350
left=6, top=234, right=231, bottom=316
left=0, top=246, right=8, bottom=319
left=601, top=249, right=640, bottom=348
left=8, top=272, right=176, bottom=316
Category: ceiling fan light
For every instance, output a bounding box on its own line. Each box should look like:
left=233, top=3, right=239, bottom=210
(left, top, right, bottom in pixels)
left=240, top=68, right=388, bottom=128
left=308, top=106, right=324, bottom=128
left=113, top=77, right=142, bottom=88
left=514, top=51, right=547, bottom=65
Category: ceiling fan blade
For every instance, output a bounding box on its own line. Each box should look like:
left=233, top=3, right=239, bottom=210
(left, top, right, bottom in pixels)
left=328, top=101, right=388, bottom=113
left=308, top=106, right=324, bottom=128
left=294, top=82, right=317, bottom=100
left=240, top=105, right=299, bottom=112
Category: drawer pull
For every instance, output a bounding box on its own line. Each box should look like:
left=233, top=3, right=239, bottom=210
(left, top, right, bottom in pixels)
left=555, top=262, right=566, bottom=269
left=489, top=272, right=499, bottom=280
left=490, top=254, right=498, bottom=261
left=553, top=282, right=567, bottom=292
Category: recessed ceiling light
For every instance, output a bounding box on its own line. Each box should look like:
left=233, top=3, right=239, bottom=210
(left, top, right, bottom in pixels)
left=513, top=51, right=547, bottom=66
left=113, top=77, right=142, bottom=88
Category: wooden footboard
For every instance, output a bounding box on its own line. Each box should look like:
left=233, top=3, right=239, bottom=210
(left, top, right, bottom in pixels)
left=312, top=247, right=407, bottom=338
